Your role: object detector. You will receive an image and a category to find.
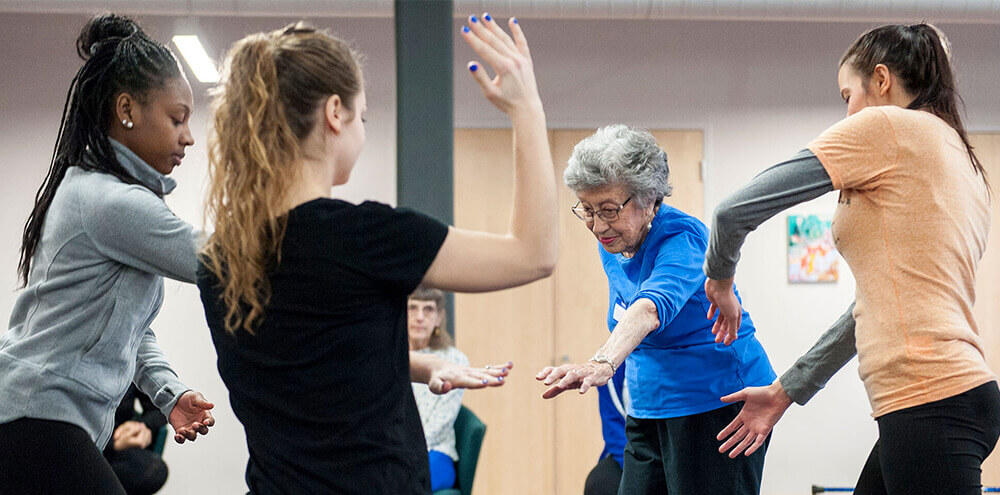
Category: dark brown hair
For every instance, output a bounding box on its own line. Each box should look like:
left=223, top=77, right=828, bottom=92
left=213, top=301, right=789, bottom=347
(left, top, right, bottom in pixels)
left=841, top=23, right=988, bottom=192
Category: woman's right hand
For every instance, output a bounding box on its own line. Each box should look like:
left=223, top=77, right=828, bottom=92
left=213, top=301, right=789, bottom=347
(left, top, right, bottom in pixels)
left=536, top=361, right=615, bottom=399
left=460, top=14, right=542, bottom=117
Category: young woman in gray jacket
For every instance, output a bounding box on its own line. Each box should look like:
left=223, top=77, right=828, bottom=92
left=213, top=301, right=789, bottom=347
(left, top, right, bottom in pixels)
left=0, top=14, right=214, bottom=494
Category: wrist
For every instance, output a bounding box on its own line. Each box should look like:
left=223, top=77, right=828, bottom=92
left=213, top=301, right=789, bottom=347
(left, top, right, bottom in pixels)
left=508, top=103, right=545, bottom=124
left=769, top=379, right=794, bottom=407
left=589, top=354, right=616, bottom=374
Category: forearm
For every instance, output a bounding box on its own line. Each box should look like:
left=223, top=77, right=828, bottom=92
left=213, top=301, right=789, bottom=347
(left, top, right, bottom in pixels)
left=508, top=106, right=558, bottom=273
left=779, top=303, right=857, bottom=405
left=133, top=328, right=190, bottom=417
left=409, top=351, right=441, bottom=384
left=595, top=298, right=660, bottom=371
left=705, top=150, right=833, bottom=280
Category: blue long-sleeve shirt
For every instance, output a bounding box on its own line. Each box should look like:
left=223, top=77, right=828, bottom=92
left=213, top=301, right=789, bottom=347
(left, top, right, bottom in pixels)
left=600, top=205, right=775, bottom=418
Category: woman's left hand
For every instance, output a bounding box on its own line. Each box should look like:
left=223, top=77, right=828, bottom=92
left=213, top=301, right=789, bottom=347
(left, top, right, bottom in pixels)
left=705, top=277, right=742, bottom=345
left=536, top=361, right=614, bottom=399
left=169, top=390, right=215, bottom=444
left=428, top=361, right=512, bottom=394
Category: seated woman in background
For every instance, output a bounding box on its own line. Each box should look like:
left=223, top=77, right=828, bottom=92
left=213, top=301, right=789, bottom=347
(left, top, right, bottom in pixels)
left=408, top=287, right=475, bottom=492
left=104, top=385, right=169, bottom=495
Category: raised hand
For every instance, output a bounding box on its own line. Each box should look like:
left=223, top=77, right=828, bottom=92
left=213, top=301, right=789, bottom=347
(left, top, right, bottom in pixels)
left=459, top=13, right=541, bottom=117
left=717, top=381, right=793, bottom=458
left=169, top=390, right=215, bottom=444
left=705, top=277, right=742, bottom=345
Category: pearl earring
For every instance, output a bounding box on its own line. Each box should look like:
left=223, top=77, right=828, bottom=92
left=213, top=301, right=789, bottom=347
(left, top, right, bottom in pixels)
left=122, top=119, right=133, bottom=130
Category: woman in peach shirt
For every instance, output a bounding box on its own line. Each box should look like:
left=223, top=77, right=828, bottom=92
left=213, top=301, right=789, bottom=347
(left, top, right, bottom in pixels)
left=703, top=24, right=998, bottom=495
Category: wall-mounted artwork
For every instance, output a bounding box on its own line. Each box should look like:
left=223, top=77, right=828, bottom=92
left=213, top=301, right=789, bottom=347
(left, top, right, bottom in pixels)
left=788, top=214, right=839, bottom=283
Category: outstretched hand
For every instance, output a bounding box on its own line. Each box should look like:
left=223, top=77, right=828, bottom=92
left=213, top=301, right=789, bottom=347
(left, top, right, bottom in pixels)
left=717, top=381, right=793, bottom=458
left=459, top=13, right=541, bottom=117
left=705, top=277, right=742, bottom=345
left=429, top=361, right=512, bottom=394
left=169, top=390, right=215, bottom=444
left=536, top=361, right=614, bottom=399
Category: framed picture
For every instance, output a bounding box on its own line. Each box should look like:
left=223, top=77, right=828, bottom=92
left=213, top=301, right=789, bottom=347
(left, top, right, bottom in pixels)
left=787, top=214, right=839, bottom=283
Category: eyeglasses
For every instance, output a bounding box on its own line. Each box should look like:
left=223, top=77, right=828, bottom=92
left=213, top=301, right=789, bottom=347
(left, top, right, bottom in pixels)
left=571, top=197, right=632, bottom=222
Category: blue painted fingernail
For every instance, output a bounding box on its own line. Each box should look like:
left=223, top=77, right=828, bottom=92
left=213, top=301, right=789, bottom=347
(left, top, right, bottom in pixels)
left=462, top=25, right=470, bottom=33
left=482, top=379, right=488, bottom=384
left=512, top=17, right=518, bottom=24
left=470, top=15, right=478, bottom=23
left=498, top=376, right=504, bottom=382
left=484, top=13, right=492, bottom=21
left=469, top=63, right=478, bottom=72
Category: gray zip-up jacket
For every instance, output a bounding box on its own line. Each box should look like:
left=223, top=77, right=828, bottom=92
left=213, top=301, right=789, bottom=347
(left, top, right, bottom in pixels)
left=0, top=139, right=199, bottom=448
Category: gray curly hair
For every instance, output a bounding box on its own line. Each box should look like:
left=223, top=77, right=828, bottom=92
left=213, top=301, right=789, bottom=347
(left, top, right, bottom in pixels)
left=563, top=125, right=672, bottom=207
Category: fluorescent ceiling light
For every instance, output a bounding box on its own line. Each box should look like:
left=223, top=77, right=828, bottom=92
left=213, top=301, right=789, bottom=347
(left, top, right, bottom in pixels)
left=172, top=35, right=220, bottom=83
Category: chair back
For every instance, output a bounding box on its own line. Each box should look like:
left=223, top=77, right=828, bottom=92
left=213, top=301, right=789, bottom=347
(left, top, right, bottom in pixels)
left=453, top=406, right=486, bottom=495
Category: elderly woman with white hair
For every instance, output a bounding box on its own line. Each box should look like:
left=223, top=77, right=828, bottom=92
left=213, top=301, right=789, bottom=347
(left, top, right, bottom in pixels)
left=536, top=125, right=776, bottom=494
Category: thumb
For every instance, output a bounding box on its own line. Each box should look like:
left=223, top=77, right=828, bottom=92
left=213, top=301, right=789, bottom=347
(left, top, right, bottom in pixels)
left=467, top=61, right=494, bottom=98
left=191, top=393, right=215, bottom=410
left=720, top=390, right=747, bottom=404
left=707, top=302, right=718, bottom=320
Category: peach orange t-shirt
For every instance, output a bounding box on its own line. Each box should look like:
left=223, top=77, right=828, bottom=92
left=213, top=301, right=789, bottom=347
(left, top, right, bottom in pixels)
left=808, top=105, right=994, bottom=418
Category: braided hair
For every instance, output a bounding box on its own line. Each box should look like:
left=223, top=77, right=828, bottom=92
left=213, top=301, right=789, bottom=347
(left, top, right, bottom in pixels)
left=17, top=13, right=182, bottom=286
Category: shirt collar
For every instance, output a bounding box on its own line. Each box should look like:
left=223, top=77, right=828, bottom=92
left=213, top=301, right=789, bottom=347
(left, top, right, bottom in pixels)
left=108, top=138, right=177, bottom=195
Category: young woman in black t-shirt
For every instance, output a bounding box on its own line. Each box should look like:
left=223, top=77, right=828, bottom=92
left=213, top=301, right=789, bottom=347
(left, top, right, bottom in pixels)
left=198, top=15, right=556, bottom=494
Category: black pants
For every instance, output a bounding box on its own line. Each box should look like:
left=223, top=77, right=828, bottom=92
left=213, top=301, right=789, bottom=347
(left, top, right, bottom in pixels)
left=586, top=455, right=624, bottom=495
left=854, top=381, right=1000, bottom=495
left=0, top=418, right=127, bottom=494
left=106, top=447, right=169, bottom=495
left=619, top=403, right=768, bottom=495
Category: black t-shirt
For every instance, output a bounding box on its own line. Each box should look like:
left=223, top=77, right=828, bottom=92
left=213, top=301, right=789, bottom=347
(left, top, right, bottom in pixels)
left=198, top=199, right=449, bottom=494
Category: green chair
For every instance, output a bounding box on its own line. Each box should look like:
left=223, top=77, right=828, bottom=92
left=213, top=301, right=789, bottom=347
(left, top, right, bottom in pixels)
left=433, top=406, right=486, bottom=495
left=151, top=424, right=169, bottom=455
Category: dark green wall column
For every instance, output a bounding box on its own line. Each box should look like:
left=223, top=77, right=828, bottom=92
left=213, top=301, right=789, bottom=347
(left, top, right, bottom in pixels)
left=395, top=0, right=455, bottom=334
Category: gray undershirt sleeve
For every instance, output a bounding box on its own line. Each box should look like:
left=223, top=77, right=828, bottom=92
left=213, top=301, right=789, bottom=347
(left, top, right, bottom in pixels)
left=779, top=303, right=857, bottom=405
left=704, top=149, right=834, bottom=281
left=703, top=149, right=857, bottom=404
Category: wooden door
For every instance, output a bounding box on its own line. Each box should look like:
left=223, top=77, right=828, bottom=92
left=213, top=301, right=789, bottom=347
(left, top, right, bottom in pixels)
left=972, top=133, right=1000, bottom=486
left=454, top=128, right=704, bottom=494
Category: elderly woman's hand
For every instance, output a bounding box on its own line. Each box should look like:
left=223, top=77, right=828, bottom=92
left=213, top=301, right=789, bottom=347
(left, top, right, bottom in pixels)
left=705, top=277, right=742, bottom=346
left=428, top=361, right=512, bottom=395
left=536, top=361, right=615, bottom=399
left=460, top=14, right=542, bottom=117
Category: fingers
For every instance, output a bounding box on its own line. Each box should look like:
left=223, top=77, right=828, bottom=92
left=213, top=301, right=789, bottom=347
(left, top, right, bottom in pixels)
left=467, top=14, right=516, bottom=61
left=536, top=366, right=555, bottom=381
left=719, top=390, right=746, bottom=404
left=743, top=433, right=768, bottom=457
left=507, top=17, right=530, bottom=58
left=730, top=431, right=758, bottom=458
left=717, top=415, right=743, bottom=441
left=541, top=384, right=568, bottom=399
left=719, top=424, right=749, bottom=454
left=480, top=13, right=518, bottom=54
left=460, top=21, right=506, bottom=75
left=542, top=365, right=570, bottom=385
left=580, top=375, right=594, bottom=394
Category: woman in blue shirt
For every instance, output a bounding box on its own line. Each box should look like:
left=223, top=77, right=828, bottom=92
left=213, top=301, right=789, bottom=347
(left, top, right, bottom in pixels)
left=537, top=125, right=775, bottom=495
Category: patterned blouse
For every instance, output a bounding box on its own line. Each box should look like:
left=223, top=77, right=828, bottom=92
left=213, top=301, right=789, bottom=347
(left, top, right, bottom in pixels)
left=411, top=346, right=469, bottom=460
